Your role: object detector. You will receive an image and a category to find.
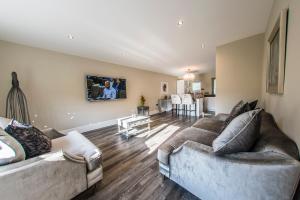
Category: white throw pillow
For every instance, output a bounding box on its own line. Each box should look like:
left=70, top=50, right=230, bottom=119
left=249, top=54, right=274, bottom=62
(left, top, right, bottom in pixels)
left=0, top=140, right=16, bottom=165
left=0, top=128, right=26, bottom=165
left=0, top=117, right=12, bottom=129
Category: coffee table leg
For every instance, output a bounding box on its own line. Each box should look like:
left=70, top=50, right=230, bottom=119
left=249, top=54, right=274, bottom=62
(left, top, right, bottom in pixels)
left=126, top=128, right=129, bottom=140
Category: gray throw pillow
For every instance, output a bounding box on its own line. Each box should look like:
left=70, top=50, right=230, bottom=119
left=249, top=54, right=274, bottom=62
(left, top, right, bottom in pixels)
left=0, top=128, right=26, bottom=165
left=229, top=100, right=244, bottom=116
left=249, top=100, right=258, bottom=110
left=218, top=101, right=249, bottom=133
left=213, top=109, right=262, bottom=155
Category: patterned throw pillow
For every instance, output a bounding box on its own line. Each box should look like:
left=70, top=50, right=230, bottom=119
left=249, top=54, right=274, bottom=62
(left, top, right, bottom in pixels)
left=5, top=121, right=51, bottom=159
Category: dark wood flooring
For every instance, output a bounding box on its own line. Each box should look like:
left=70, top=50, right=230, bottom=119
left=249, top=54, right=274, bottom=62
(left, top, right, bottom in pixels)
left=82, top=112, right=200, bottom=200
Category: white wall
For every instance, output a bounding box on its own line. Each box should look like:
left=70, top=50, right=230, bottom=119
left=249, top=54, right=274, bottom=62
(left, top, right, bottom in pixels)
left=0, top=40, right=176, bottom=130
left=261, top=0, right=300, bottom=147
left=216, top=34, right=264, bottom=113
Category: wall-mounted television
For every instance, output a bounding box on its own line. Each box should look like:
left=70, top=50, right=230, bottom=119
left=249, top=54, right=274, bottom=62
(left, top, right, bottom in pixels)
left=86, top=75, right=127, bottom=101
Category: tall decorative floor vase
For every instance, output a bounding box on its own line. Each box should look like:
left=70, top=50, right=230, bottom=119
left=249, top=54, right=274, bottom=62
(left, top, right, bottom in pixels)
left=6, top=72, right=31, bottom=124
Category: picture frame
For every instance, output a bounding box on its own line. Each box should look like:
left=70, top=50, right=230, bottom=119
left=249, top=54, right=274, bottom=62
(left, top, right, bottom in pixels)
left=266, top=8, right=288, bottom=95
left=161, top=82, right=168, bottom=94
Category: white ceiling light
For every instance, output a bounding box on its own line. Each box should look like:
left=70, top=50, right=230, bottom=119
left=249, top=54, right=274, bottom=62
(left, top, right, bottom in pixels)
left=68, top=34, right=74, bottom=40
left=122, top=51, right=129, bottom=57
left=177, top=19, right=184, bottom=27
left=183, top=69, right=195, bottom=80
left=201, top=43, right=205, bottom=49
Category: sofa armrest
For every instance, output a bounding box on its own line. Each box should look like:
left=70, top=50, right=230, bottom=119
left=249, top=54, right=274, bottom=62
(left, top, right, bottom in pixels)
left=173, top=140, right=213, bottom=153
left=169, top=140, right=300, bottom=200
left=52, top=131, right=102, bottom=172
left=0, top=151, right=87, bottom=200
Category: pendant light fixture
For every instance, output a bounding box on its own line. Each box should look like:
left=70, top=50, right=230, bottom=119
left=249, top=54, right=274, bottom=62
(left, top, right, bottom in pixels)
left=183, top=69, right=195, bottom=80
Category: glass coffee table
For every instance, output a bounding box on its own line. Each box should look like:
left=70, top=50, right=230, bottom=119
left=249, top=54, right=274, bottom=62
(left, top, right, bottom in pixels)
left=117, top=115, right=151, bottom=139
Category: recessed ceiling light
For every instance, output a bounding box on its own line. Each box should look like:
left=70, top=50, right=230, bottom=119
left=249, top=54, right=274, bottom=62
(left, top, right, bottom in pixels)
left=68, top=34, right=74, bottom=40
left=177, top=19, right=184, bottom=27
left=201, top=43, right=205, bottom=49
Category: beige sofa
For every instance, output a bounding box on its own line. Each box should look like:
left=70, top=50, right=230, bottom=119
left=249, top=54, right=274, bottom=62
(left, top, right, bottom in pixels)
left=0, top=129, right=103, bottom=200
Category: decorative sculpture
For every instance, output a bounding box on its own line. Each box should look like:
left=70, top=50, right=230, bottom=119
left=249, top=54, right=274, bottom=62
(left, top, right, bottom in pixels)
left=6, top=72, right=31, bottom=124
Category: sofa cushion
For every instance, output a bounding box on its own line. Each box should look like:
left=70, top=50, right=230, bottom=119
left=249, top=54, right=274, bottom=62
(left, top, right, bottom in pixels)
left=192, top=118, right=225, bottom=134
left=213, top=109, right=262, bottom=155
left=252, top=111, right=299, bottom=160
left=0, top=128, right=25, bottom=165
left=5, top=121, right=51, bottom=159
left=157, top=127, right=218, bottom=165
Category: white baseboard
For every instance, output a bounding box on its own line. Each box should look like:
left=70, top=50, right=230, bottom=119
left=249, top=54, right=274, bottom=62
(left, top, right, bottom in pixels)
left=61, top=119, right=117, bottom=134
left=61, top=109, right=159, bottom=134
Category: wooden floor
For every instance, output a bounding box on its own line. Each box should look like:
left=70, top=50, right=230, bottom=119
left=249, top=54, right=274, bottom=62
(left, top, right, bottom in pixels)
left=83, top=112, right=200, bottom=200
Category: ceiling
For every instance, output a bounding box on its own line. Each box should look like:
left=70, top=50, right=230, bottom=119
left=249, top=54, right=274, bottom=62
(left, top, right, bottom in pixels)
left=0, top=0, right=274, bottom=76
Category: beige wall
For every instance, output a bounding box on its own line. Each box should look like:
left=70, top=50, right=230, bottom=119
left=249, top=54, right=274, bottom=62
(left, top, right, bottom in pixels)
left=261, top=0, right=300, bottom=147
left=197, top=71, right=215, bottom=95
left=0, top=40, right=176, bottom=130
left=216, top=34, right=264, bottom=113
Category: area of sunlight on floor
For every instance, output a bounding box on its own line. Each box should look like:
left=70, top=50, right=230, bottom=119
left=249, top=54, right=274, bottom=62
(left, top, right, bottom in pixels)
left=112, top=122, right=180, bottom=154
left=144, top=124, right=180, bottom=154
left=136, top=123, right=168, bottom=138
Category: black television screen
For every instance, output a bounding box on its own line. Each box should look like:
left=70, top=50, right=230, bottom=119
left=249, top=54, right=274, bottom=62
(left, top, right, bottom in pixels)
left=86, top=75, right=127, bottom=101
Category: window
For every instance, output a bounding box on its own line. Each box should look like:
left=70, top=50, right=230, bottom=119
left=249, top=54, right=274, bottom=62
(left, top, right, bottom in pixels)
left=192, top=82, right=201, bottom=92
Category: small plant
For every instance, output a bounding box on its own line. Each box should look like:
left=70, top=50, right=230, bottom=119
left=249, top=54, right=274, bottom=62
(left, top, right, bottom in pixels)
left=140, top=95, right=146, bottom=106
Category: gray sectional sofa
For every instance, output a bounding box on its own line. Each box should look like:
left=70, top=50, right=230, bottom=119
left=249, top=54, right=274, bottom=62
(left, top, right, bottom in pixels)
left=0, top=129, right=103, bottom=200
left=158, top=111, right=300, bottom=200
